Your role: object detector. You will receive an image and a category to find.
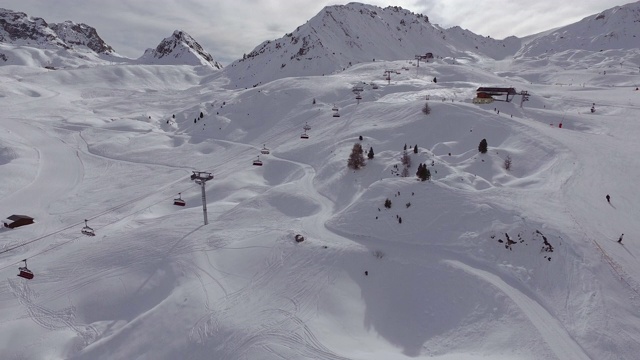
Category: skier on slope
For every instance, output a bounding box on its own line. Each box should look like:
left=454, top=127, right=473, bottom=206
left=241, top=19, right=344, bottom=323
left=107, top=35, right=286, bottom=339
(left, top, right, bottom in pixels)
left=618, top=234, right=624, bottom=244
left=606, top=194, right=611, bottom=203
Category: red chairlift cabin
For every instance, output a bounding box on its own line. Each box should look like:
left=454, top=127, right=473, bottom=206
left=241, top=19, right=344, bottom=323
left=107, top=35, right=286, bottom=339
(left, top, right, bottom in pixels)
left=253, top=156, right=263, bottom=166
left=174, top=193, right=186, bottom=206
left=18, top=259, right=34, bottom=280
left=261, top=145, right=270, bottom=155
left=81, top=219, right=95, bottom=236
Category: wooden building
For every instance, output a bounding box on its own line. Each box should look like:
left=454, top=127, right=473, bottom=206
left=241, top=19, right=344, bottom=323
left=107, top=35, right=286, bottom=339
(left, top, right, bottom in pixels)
left=3, top=215, right=34, bottom=229
left=476, top=87, right=517, bottom=102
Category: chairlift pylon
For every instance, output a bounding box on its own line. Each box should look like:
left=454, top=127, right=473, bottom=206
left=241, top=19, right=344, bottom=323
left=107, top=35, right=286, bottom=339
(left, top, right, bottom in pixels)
left=303, top=122, right=311, bottom=131
left=81, top=219, right=95, bottom=236
left=174, top=193, right=186, bottom=206
left=17, top=259, right=34, bottom=280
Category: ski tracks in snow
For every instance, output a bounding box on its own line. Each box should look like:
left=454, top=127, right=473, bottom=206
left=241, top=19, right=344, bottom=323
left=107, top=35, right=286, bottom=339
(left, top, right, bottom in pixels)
left=445, top=260, right=591, bottom=360
left=8, top=278, right=99, bottom=349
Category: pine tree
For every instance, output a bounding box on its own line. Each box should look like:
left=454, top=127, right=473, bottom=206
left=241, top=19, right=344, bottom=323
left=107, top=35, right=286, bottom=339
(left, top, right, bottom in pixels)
left=416, top=163, right=432, bottom=181
left=401, top=149, right=411, bottom=168
left=347, top=143, right=365, bottom=170
left=422, top=102, right=431, bottom=115
left=478, top=138, right=488, bottom=154
left=200, top=111, right=204, bottom=119
left=413, top=144, right=418, bottom=154
left=368, top=146, right=374, bottom=159
left=384, top=198, right=392, bottom=208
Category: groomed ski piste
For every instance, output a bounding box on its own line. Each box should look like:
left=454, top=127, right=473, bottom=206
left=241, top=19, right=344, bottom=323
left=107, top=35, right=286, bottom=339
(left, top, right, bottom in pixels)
left=1, top=54, right=640, bottom=359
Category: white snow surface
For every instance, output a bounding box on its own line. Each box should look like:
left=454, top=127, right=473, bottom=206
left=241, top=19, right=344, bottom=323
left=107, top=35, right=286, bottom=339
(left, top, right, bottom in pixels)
left=2, top=6, right=640, bottom=359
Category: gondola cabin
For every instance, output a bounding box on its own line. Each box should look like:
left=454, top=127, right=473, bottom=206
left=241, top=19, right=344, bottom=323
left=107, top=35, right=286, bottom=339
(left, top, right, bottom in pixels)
left=17, top=259, right=34, bottom=280
left=173, top=193, right=186, bottom=206
left=253, top=156, right=263, bottom=166
left=261, top=145, right=270, bottom=155
left=81, top=219, right=95, bottom=236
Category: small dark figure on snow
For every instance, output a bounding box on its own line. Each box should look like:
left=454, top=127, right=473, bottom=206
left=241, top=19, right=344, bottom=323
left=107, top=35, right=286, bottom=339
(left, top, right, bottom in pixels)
left=606, top=194, right=610, bottom=203
left=364, top=271, right=368, bottom=276
left=618, top=234, right=624, bottom=244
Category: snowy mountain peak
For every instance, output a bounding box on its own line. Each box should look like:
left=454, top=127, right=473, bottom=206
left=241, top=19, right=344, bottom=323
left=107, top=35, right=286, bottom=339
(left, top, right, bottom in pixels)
left=224, top=2, right=519, bottom=87
left=0, top=8, right=113, bottom=54
left=50, top=20, right=115, bottom=55
left=516, top=1, right=640, bottom=57
left=139, top=30, right=223, bottom=68
left=0, top=8, right=67, bottom=49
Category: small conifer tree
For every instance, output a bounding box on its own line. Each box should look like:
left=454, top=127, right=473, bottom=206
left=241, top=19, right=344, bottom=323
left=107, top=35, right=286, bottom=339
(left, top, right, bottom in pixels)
left=413, top=144, right=418, bottom=154
left=422, top=102, right=431, bottom=115
left=504, top=155, right=512, bottom=171
left=347, top=143, right=366, bottom=170
left=478, top=138, right=488, bottom=154
left=401, top=150, right=412, bottom=168
left=384, top=198, right=392, bottom=208
left=200, top=111, right=204, bottom=119
left=368, top=146, right=374, bottom=159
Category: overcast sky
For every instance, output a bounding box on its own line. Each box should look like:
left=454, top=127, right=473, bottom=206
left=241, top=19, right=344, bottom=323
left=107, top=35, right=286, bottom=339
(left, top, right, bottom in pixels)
left=1, top=0, right=633, bottom=64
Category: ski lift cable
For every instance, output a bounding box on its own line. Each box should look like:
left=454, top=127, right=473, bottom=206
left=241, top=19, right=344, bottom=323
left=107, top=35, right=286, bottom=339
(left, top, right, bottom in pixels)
left=0, top=178, right=198, bottom=260
left=0, top=183, right=199, bottom=275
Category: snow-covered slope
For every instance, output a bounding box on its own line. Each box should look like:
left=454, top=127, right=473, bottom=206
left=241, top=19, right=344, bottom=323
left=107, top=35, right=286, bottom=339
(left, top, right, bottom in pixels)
left=138, top=30, right=223, bottom=68
left=224, top=2, right=521, bottom=88
left=1, top=43, right=640, bottom=359
left=2, top=2, right=640, bottom=360
left=516, top=0, right=640, bottom=57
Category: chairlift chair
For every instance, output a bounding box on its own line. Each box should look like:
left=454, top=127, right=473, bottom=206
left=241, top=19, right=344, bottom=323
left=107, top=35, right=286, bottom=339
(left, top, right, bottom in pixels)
left=332, top=111, right=341, bottom=118
left=18, top=259, right=34, bottom=280
left=173, top=193, right=186, bottom=206
left=253, top=156, right=263, bottom=166
left=332, top=105, right=339, bottom=112
left=300, top=132, right=309, bottom=139
left=261, top=145, right=270, bottom=155
left=356, top=94, right=362, bottom=100
left=81, top=219, right=95, bottom=236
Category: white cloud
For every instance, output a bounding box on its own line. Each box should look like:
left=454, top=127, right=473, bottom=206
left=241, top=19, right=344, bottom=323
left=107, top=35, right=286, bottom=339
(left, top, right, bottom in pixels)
left=0, top=0, right=632, bottom=64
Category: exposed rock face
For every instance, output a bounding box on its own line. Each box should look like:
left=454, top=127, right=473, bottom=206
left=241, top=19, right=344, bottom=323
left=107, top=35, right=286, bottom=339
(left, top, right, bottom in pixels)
left=0, top=8, right=113, bottom=54
left=50, top=21, right=114, bottom=54
left=140, top=30, right=223, bottom=68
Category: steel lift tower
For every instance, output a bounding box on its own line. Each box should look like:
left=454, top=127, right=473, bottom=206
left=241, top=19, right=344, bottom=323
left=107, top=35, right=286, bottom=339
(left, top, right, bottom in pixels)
left=191, top=171, right=214, bottom=225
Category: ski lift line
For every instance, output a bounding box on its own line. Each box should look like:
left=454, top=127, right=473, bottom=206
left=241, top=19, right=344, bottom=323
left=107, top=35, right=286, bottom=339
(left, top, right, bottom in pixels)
left=0, top=183, right=200, bottom=275
left=0, top=182, right=199, bottom=260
